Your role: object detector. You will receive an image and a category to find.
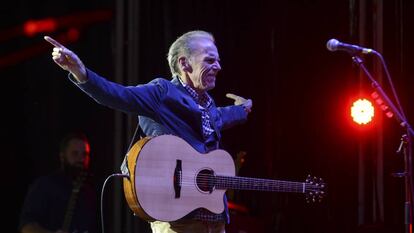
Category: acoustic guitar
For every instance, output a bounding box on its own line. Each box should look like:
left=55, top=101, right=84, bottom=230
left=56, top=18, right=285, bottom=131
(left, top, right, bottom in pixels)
left=123, top=134, right=326, bottom=222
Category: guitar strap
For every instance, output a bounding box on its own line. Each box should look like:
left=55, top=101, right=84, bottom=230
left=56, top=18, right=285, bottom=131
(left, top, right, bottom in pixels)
left=206, top=107, right=221, bottom=150
left=120, top=119, right=143, bottom=177
left=61, top=172, right=86, bottom=232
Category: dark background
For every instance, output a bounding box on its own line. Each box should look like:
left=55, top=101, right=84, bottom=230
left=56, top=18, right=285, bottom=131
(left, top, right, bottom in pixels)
left=2, top=0, right=413, bottom=233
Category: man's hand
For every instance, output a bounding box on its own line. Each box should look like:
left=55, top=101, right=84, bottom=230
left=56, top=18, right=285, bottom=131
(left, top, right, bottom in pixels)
left=226, top=93, right=253, bottom=113
left=44, top=36, right=87, bottom=82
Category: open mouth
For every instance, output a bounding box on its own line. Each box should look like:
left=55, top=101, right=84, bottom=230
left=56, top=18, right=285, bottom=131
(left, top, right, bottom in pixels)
left=204, top=76, right=215, bottom=84
left=206, top=73, right=216, bottom=80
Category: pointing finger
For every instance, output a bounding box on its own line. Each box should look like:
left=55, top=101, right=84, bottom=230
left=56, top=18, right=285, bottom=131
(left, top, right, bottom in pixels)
left=226, top=93, right=243, bottom=100
left=53, top=47, right=67, bottom=54
left=53, top=47, right=62, bottom=53
left=44, top=36, right=65, bottom=49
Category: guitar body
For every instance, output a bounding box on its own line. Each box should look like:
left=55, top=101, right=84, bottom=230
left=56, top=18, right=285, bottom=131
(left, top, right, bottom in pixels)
left=123, top=134, right=325, bottom=222
left=123, top=135, right=236, bottom=222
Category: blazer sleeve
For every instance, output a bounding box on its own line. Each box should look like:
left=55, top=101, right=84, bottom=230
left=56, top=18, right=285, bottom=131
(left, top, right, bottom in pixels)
left=217, top=105, right=248, bottom=130
left=70, top=68, right=168, bottom=118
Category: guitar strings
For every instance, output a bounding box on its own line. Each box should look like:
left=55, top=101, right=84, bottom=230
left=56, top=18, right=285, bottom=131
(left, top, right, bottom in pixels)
left=176, top=175, right=313, bottom=191
left=139, top=173, right=322, bottom=191
left=179, top=174, right=309, bottom=185
left=159, top=181, right=312, bottom=193
left=178, top=174, right=311, bottom=184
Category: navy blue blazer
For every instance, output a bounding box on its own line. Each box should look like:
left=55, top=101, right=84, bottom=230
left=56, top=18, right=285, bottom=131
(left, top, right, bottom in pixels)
left=74, top=69, right=248, bottom=154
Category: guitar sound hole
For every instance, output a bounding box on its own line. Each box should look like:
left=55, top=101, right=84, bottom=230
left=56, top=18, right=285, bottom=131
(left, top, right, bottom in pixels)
left=196, top=169, right=214, bottom=193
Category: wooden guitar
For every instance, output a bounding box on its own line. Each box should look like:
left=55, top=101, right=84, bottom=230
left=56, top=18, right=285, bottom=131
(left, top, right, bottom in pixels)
left=123, top=135, right=326, bottom=222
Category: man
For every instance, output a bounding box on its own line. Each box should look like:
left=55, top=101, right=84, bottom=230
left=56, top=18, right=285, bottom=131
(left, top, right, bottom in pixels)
left=44, top=30, right=252, bottom=233
left=19, top=132, right=97, bottom=233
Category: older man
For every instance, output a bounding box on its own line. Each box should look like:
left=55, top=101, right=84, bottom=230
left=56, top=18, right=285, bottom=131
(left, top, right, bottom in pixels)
left=45, top=30, right=252, bottom=233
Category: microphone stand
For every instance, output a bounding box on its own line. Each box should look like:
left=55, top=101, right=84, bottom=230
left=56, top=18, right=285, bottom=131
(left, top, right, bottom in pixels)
left=352, top=55, right=413, bottom=233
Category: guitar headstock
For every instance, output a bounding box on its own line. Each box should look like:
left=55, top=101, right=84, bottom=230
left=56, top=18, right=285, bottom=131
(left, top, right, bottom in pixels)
left=304, top=174, right=326, bottom=203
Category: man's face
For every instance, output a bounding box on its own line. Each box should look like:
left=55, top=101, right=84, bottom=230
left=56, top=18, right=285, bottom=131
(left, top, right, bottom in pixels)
left=185, top=38, right=221, bottom=93
left=60, top=138, right=90, bottom=170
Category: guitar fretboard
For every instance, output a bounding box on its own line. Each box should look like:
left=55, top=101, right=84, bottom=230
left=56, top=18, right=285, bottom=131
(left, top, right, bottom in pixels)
left=215, top=175, right=306, bottom=193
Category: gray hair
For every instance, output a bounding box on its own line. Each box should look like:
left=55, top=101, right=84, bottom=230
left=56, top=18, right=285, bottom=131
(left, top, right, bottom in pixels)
left=167, top=30, right=215, bottom=77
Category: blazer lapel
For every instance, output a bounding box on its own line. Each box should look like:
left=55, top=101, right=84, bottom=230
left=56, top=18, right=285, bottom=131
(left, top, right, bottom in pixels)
left=171, top=77, right=204, bottom=135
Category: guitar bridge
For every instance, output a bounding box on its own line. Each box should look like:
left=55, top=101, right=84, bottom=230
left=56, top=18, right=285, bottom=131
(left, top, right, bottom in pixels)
left=173, top=159, right=182, bottom=198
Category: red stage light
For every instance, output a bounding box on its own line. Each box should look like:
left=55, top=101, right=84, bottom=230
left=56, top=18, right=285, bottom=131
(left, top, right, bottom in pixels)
left=23, top=18, right=57, bottom=37
left=66, top=28, right=80, bottom=41
left=351, top=98, right=374, bottom=125
left=371, top=92, right=393, bottom=118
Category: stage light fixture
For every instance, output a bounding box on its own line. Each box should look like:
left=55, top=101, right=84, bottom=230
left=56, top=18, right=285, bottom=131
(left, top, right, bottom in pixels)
left=351, top=98, right=374, bottom=125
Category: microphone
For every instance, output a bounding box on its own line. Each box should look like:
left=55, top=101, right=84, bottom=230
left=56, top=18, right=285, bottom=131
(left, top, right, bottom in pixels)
left=326, top=39, right=375, bottom=54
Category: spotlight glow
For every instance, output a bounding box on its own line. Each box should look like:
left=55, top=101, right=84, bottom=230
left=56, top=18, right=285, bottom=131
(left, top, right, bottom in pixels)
left=23, top=18, right=57, bottom=37
left=351, top=99, right=374, bottom=125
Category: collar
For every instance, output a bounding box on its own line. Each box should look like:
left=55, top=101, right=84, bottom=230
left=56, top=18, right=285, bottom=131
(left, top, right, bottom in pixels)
left=177, top=76, right=212, bottom=108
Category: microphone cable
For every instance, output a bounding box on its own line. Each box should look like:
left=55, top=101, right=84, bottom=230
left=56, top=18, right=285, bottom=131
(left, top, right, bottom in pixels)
left=100, top=120, right=141, bottom=233
left=100, top=173, right=128, bottom=233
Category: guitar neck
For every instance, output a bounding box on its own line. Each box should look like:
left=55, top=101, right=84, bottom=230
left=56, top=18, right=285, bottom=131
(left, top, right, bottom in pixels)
left=215, top=175, right=307, bottom=193
left=61, top=186, right=81, bottom=231
left=62, top=172, right=87, bottom=231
